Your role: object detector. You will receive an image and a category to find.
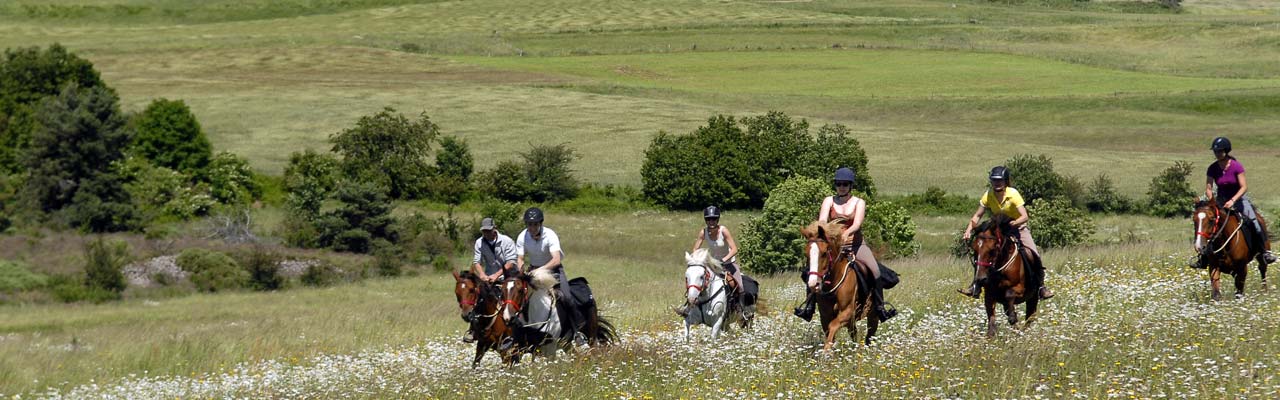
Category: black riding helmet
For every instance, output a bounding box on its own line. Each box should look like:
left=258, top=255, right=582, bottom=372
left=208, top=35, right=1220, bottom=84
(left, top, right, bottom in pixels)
left=523, top=207, right=544, bottom=224
left=703, top=206, right=721, bottom=220
left=989, top=166, right=1011, bottom=182
left=833, top=167, right=856, bottom=184
left=1211, top=137, right=1232, bottom=153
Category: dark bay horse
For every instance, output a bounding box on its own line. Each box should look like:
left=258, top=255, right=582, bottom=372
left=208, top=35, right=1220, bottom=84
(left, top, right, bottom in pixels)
left=801, top=221, right=878, bottom=350
left=969, top=214, right=1042, bottom=338
left=452, top=271, right=521, bottom=367
left=1193, top=200, right=1270, bottom=300
left=503, top=271, right=618, bottom=357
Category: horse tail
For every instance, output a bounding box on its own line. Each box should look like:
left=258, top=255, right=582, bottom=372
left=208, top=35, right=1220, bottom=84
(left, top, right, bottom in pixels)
left=592, top=315, right=619, bottom=346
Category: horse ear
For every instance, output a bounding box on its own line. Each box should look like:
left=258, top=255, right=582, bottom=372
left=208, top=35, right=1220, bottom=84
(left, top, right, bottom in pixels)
left=684, top=251, right=692, bottom=261
left=452, top=270, right=461, bottom=281
left=815, top=225, right=826, bottom=241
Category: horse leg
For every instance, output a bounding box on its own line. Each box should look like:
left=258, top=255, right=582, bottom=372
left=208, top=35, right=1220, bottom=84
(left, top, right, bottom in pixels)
left=1023, top=298, right=1039, bottom=329
left=864, top=310, right=880, bottom=346
left=710, top=313, right=726, bottom=341
left=1258, top=258, right=1269, bottom=291
left=1004, top=295, right=1019, bottom=326
left=1211, top=268, right=1222, bottom=301
left=1234, top=265, right=1247, bottom=299
left=684, top=319, right=693, bottom=342
left=984, top=295, right=998, bottom=338
left=472, top=340, right=487, bottom=368
left=824, top=307, right=854, bottom=352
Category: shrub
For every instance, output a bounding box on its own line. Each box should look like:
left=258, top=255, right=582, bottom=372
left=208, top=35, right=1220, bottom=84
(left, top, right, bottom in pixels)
left=863, top=200, right=919, bottom=258
left=118, top=156, right=213, bottom=222
left=476, top=160, right=534, bottom=202
left=435, top=135, right=473, bottom=180
left=395, top=213, right=456, bottom=265
left=427, top=174, right=470, bottom=205
left=283, top=149, right=339, bottom=217
left=477, top=198, right=522, bottom=234
left=21, top=84, right=136, bottom=232
left=0, top=260, right=47, bottom=292
left=1085, top=174, right=1134, bottom=214
left=1004, top=154, right=1065, bottom=206
left=372, top=243, right=403, bottom=277
left=240, top=247, right=284, bottom=291
left=281, top=213, right=322, bottom=248
left=330, top=107, right=438, bottom=199
left=301, top=261, right=341, bottom=287
left=895, top=186, right=975, bottom=216
left=738, top=176, right=831, bottom=274
left=176, top=248, right=247, bottom=292
left=432, top=255, right=450, bottom=273
left=521, top=143, right=579, bottom=202
left=1027, top=197, right=1095, bottom=248
left=641, top=112, right=874, bottom=210
left=84, top=237, right=128, bottom=296
left=130, top=98, right=211, bottom=175
left=314, top=182, right=395, bottom=253
left=1147, top=160, right=1196, bottom=218
left=50, top=277, right=118, bottom=303
left=204, top=151, right=260, bottom=205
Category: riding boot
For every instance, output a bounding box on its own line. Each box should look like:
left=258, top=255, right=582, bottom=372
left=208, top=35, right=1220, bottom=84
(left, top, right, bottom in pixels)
left=793, top=292, right=816, bottom=322
left=673, top=301, right=689, bottom=317
left=1247, top=217, right=1277, bottom=264
left=957, top=280, right=980, bottom=299
left=872, top=278, right=897, bottom=322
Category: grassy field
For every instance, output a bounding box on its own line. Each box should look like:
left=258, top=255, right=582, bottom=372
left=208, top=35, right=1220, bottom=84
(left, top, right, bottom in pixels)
left=5, top=212, right=1280, bottom=398
left=4, top=0, right=1280, bottom=398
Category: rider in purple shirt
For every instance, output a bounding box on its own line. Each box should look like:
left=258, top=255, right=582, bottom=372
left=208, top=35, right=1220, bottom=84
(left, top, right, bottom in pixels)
left=1198, top=137, right=1275, bottom=266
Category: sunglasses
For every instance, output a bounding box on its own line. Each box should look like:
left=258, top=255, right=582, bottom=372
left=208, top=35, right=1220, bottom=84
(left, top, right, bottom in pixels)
left=835, top=182, right=852, bottom=187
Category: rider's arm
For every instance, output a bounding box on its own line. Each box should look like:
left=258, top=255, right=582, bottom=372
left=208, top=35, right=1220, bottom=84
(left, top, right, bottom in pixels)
left=538, top=251, right=563, bottom=272
left=721, top=227, right=739, bottom=262
left=1228, top=172, right=1247, bottom=207
left=471, top=241, right=490, bottom=280
left=1205, top=175, right=1215, bottom=200
left=963, top=205, right=986, bottom=239
left=690, top=228, right=705, bottom=253
left=818, top=196, right=833, bottom=223
left=535, top=230, right=563, bottom=272
left=1013, top=205, right=1030, bottom=227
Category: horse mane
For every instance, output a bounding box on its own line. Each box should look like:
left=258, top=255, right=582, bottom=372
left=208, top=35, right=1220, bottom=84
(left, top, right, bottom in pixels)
left=458, top=270, right=478, bottom=282
left=689, top=248, right=724, bottom=274
left=985, top=213, right=1018, bottom=239
left=801, top=220, right=846, bottom=248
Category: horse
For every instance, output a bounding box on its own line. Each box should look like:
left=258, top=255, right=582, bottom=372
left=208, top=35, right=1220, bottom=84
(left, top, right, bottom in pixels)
left=800, top=220, right=879, bottom=350
left=682, top=249, right=756, bottom=340
left=504, top=269, right=618, bottom=358
left=968, top=214, right=1042, bottom=338
left=454, top=272, right=522, bottom=367
left=1193, top=200, right=1270, bottom=300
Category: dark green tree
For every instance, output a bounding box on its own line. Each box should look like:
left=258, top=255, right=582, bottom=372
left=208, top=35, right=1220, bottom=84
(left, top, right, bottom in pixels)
left=130, top=98, right=211, bottom=175
left=1147, top=161, right=1196, bottom=218
left=435, top=135, right=473, bottom=180
left=0, top=44, right=108, bottom=175
left=330, top=107, right=439, bottom=199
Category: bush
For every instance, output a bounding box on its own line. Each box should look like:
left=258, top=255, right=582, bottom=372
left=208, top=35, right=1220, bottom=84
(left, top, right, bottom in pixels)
left=283, top=149, right=339, bottom=217
left=21, top=84, right=136, bottom=232
left=50, top=277, right=118, bottom=304
left=894, top=186, right=975, bottom=216
left=476, top=160, right=534, bottom=202
left=1147, top=160, right=1196, bottom=218
left=84, top=237, right=128, bottom=296
left=641, top=112, right=874, bottom=210
left=435, top=135, right=473, bottom=180
left=1027, top=197, right=1095, bottom=249
left=863, top=200, right=919, bottom=258
left=239, top=247, right=283, bottom=291
left=432, top=255, right=451, bottom=273
left=738, top=176, right=832, bottom=274
left=301, top=261, right=341, bottom=287
left=313, top=182, right=395, bottom=253
left=1085, top=174, right=1134, bottom=214
left=118, top=156, right=213, bottom=222
left=521, top=143, right=579, bottom=202
left=477, top=198, right=522, bottom=234
left=176, top=248, right=247, bottom=292
left=330, top=107, right=439, bottom=199
left=552, top=184, right=654, bottom=214
left=427, top=174, right=470, bottom=205
left=281, top=213, right=322, bottom=248
left=0, top=260, right=47, bottom=292
left=395, top=213, right=456, bottom=265
left=372, top=243, right=403, bottom=277
left=204, top=151, right=260, bottom=205
left=130, top=98, right=211, bottom=175
left=1004, top=154, right=1065, bottom=207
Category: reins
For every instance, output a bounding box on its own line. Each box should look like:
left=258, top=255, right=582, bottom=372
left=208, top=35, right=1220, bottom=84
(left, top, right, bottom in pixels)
left=806, top=239, right=854, bottom=295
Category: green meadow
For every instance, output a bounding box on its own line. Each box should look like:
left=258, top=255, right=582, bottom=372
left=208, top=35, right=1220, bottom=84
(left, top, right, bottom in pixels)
left=3, top=0, right=1280, bottom=398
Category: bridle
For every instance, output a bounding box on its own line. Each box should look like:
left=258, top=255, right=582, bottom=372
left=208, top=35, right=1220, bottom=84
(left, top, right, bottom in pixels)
left=686, top=262, right=725, bottom=306
left=974, top=230, right=1019, bottom=274
left=1195, top=204, right=1241, bottom=255
left=807, top=239, right=852, bottom=295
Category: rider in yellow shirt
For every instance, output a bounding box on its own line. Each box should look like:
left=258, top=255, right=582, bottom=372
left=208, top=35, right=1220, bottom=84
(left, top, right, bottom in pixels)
left=959, top=166, right=1054, bottom=300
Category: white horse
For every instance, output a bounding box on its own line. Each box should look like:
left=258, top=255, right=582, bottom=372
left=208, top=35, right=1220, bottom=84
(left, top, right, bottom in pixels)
left=525, top=268, right=563, bottom=358
left=683, top=249, right=749, bottom=340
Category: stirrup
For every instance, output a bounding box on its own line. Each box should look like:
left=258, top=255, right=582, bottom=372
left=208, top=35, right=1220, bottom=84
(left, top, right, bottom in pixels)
left=1039, top=287, right=1055, bottom=300
left=877, top=304, right=897, bottom=322
left=957, top=286, right=979, bottom=299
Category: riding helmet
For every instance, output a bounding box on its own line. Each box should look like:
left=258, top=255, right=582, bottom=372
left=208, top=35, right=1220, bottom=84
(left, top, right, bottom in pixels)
left=703, top=206, right=721, bottom=220
left=833, top=167, right=856, bottom=184
left=989, top=166, right=1011, bottom=182
left=523, top=207, right=545, bottom=224
left=1211, top=136, right=1232, bottom=153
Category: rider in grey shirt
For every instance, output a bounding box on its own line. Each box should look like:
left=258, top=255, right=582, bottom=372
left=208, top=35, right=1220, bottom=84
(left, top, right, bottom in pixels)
left=472, top=217, right=518, bottom=283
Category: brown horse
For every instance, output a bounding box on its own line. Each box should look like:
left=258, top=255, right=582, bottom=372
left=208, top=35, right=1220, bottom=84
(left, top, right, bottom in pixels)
left=800, top=221, right=879, bottom=350
left=469, top=276, right=523, bottom=367
left=1192, top=200, right=1270, bottom=300
left=452, top=270, right=481, bottom=322
left=969, top=214, right=1042, bottom=338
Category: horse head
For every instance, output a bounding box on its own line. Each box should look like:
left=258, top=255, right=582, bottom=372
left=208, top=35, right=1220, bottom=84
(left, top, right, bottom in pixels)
left=453, top=270, right=481, bottom=322
left=971, top=214, right=1018, bottom=285
left=1192, top=199, right=1225, bottom=253
left=499, top=273, right=531, bottom=323
left=800, top=220, right=845, bottom=291
left=684, top=249, right=721, bottom=303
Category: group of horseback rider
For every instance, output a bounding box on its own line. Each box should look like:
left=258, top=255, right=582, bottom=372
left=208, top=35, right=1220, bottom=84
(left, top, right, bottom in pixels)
left=461, top=135, right=1273, bottom=344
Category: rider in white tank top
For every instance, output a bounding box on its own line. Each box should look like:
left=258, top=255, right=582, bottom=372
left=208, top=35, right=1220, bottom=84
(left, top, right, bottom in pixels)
left=704, top=226, right=736, bottom=264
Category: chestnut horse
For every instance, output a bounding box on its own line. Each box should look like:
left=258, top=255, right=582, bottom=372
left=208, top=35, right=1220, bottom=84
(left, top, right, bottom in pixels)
left=801, top=221, right=879, bottom=350
left=1192, top=200, right=1270, bottom=300
left=969, top=214, right=1043, bottom=338
left=452, top=271, right=520, bottom=367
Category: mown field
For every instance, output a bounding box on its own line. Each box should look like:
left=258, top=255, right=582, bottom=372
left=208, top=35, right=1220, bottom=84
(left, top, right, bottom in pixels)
left=3, top=0, right=1280, bottom=398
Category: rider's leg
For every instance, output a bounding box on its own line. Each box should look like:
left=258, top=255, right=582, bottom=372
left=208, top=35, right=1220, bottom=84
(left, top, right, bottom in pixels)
left=793, top=268, right=816, bottom=321
left=1020, top=225, right=1054, bottom=299
left=725, top=262, right=747, bottom=314
left=854, top=244, right=895, bottom=322
left=554, top=267, right=587, bottom=345
left=1239, top=197, right=1276, bottom=263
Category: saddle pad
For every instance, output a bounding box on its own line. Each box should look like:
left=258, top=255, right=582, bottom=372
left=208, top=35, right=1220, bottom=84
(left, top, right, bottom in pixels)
left=568, top=277, right=596, bottom=307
